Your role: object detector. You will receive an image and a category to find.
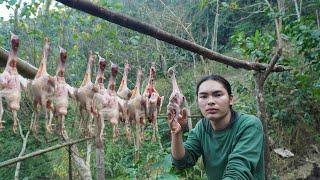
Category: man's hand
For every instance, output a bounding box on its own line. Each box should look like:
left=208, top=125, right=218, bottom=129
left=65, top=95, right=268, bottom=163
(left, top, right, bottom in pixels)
left=167, top=103, right=187, bottom=135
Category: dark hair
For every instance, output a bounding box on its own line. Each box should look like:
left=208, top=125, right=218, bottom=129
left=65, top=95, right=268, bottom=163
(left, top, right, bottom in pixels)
left=196, top=74, right=232, bottom=97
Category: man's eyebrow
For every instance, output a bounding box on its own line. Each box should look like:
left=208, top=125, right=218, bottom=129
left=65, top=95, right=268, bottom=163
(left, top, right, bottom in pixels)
left=212, top=90, right=223, bottom=94
left=198, top=90, right=223, bottom=94
left=198, top=92, right=208, bottom=95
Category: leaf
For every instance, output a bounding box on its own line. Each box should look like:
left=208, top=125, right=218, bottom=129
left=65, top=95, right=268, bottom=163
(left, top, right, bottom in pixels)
left=198, top=0, right=209, bottom=9
left=230, top=2, right=239, bottom=10
left=163, top=154, right=173, bottom=171
left=113, top=2, right=123, bottom=10
left=299, top=25, right=307, bottom=31
left=72, top=34, right=78, bottom=40
left=221, top=2, right=229, bottom=8
left=8, top=0, right=17, bottom=6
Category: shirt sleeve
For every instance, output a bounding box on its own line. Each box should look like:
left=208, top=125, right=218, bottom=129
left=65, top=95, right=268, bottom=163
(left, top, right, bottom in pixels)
left=172, top=120, right=203, bottom=170
left=222, top=117, right=264, bottom=180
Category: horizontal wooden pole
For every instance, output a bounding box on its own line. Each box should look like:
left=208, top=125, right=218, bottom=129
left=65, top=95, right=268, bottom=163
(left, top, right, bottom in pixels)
left=0, top=137, right=93, bottom=168
left=157, top=115, right=202, bottom=119
left=55, top=0, right=287, bottom=72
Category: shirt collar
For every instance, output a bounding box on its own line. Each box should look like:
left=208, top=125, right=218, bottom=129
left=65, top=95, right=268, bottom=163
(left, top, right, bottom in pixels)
left=203, top=110, right=238, bottom=133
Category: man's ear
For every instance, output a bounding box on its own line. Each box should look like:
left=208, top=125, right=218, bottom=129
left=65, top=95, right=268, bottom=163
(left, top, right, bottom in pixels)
left=229, top=95, right=234, bottom=105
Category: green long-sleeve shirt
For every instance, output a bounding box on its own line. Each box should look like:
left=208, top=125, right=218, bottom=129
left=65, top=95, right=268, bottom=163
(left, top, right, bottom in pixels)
left=172, top=111, right=264, bottom=180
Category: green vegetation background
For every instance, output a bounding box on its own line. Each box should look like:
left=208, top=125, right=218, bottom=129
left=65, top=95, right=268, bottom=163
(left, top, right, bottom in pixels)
left=0, top=0, right=319, bottom=179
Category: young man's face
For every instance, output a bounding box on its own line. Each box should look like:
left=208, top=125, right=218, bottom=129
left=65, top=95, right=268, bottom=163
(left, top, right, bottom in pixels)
left=197, top=80, right=233, bottom=122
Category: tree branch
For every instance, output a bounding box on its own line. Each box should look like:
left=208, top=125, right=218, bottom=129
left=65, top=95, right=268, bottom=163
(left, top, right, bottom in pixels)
left=264, top=48, right=283, bottom=80
left=54, top=0, right=287, bottom=72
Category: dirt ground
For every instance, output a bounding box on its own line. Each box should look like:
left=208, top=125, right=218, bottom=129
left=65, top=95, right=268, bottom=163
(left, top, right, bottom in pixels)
left=273, top=147, right=320, bottom=180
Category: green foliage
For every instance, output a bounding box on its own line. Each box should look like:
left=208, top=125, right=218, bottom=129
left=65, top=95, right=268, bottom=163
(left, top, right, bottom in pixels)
left=231, top=30, right=275, bottom=63
left=264, top=19, right=320, bottom=127
left=229, top=9, right=320, bottom=178
left=0, top=0, right=319, bottom=179
left=284, top=19, right=320, bottom=64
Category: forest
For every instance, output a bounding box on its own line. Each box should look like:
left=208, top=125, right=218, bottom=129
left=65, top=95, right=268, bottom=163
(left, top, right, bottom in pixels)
left=0, top=0, right=319, bottom=179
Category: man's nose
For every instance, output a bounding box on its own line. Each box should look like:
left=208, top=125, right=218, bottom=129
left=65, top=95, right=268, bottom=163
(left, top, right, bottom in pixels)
left=207, top=96, right=215, bottom=105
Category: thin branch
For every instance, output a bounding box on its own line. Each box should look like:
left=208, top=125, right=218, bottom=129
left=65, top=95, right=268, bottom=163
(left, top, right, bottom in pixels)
left=263, top=48, right=283, bottom=80
left=158, top=0, right=195, bottom=42
left=293, top=0, right=301, bottom=21
left=14, top=114, right=33, bottom=180
left=316, top=9, right=320, bottom=29
left=226, top=9, right=266, bottom=25
left=237, top=2, right=265, bottom=10
left=259, top=0, right=284, bottom=82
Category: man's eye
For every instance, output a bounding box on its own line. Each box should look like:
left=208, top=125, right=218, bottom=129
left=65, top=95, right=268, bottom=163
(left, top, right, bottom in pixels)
left=214, top=93, right=222, bottom=97
left=199, top=95, right=207, bottom=99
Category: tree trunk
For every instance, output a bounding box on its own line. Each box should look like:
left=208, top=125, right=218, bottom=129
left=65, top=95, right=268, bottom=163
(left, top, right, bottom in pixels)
left=211, top=0, right=219, bottom=51
left=96, top=147, right=105, bottom=180
left=43, top=0, right=52, bottom=16
left=95, top=116, right=105, bottom=180
left=253, top=72, right=270, bottom=180
left=54, top=0, right=286, bottom=72
left=13, top=0, right=22, bottom=33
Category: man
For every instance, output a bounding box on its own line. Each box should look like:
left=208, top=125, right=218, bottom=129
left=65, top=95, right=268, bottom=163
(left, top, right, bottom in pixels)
left=167, top=74, right=264, bottom=179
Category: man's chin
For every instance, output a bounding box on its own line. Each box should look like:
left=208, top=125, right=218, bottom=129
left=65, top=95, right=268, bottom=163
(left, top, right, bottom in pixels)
left=206, top=114, right=220, bottom=121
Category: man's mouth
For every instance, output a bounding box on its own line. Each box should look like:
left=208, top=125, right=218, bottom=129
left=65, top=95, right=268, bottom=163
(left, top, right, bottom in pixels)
left=206, top=108, right=218, bottom=114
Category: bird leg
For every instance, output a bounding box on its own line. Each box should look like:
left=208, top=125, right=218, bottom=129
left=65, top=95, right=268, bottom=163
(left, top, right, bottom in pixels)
left=45, top=106, right=53, bottom=133
left=139, top=116, right=145, bottom=142
left=12, top=110, right=18, bottom=133
left=88, top=113, right=94, bottom=137
left=32, top=103, right=40, bottom=133
left=125, top=116, right=132, bottom=143
left=111, top=119, right=119, bottom=143
left=151, top=112, right=158, bottom=143
left=0, top=97, right=5, bottom=131
left=59, top=115, right=65, bottom=136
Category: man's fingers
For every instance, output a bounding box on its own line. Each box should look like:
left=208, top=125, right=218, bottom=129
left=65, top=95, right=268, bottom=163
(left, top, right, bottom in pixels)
left=167, top=103, right=179, bottom=111
left=170, top=119, right=182, bottom=134
left=166, top=102, right=184, bottom=134
left=167, top=111, right=173, bottom=123
left=181, top=108, right=187, bottom=120
left=167, top=103, right=179, bottom=121
left=177, top=108, right=187, bottom=126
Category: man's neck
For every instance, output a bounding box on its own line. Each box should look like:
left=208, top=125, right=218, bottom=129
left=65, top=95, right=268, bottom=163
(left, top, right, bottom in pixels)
left=210, top=111, right=232, bottom=131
